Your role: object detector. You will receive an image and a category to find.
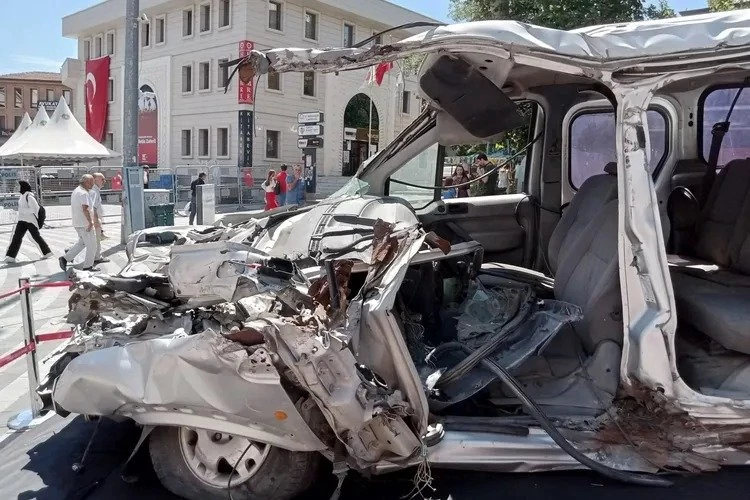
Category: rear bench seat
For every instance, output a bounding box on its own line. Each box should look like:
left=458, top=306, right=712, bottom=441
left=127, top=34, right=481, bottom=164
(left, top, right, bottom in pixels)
left=671, top=159, right=750, bottom=355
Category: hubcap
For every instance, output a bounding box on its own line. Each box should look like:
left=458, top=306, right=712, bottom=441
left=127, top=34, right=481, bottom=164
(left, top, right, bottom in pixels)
left=178, top=427, right=271, bottom=488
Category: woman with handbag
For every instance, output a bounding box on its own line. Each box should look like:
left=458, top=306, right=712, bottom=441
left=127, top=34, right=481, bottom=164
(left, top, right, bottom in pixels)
left=5, top=180, right=53, bottom=263
left=262, top=169, right=279, bottom=210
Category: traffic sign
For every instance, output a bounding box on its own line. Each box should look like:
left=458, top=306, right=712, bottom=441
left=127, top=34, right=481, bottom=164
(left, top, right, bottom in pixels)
left=298, top=124, right=323, bottom=136
left=298, top=137, right=324, bottom=149
left=298, top=112, right=324, bottom=124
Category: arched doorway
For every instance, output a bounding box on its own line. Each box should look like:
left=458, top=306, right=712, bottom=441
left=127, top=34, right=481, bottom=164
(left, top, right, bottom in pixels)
left=342, top=93, right=379, bottom=176
left=138, top=84, right=158, bottom=166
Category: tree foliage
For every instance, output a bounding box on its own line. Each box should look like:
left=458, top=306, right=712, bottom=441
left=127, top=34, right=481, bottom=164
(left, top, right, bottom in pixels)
left=344, top=94, right=379, bottom=129
left=449, top=0, right=677, bottom=29
left=709, top=0, right=738, bottom=11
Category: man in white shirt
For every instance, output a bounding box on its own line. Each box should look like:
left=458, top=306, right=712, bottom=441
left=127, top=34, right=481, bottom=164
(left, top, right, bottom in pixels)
left=59, top=175, right=98, bottom=271
left=90, top=173, right=110, bottom=264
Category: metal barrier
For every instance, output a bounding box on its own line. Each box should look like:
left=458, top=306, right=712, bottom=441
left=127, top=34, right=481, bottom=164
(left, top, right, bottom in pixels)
left=38, top=166, right=125, bottom=205
left=0, top=166, right=38, bottom=224
left=0, top=278, right=75, bottom=430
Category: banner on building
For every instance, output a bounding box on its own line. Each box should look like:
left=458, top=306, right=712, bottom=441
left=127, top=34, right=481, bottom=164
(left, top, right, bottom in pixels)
left=138, top=85, right=158, bottom=165
left=238, top=40, right=255, bottom=104
left=84, top=56, right=110, bottom=142
left=238, top=110, right=253, bottom=168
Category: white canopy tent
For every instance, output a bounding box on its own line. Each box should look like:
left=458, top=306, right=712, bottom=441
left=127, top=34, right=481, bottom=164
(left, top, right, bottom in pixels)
left=0, top=112, right=33, bottom=158
left=0, top=97, right=119, bottom=164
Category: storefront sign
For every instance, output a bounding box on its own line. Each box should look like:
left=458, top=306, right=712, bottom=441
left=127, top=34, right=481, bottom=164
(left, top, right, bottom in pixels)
left=298, top=124, right=323, bottom=137
left=238, top=40, right=255, bottom=104
left=36, top=100, right=58, bottom=111
left=298, top=112, right=324, bottom=124
left=238, top=110, right=253, bottom=168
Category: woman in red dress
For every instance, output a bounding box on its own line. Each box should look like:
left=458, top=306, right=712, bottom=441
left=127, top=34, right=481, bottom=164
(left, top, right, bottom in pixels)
left=262, top=169, right=279, bottom=210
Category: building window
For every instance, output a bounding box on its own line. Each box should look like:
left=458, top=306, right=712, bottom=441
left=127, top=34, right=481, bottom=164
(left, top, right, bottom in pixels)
left=14, top=115, right=22, bottom=129
left=266, top=130, right=280, bottom=159
left=84, top=39, right=91, bottom=60
left=268, top=1, right=282, bottom=31
left=183, top=8, right=194, bottom=37
left=218, top=0, right=231, bottom=28
left=200, top=3, right=211, bottom=33
left=155, top=16, right=166, bottom=44
left=46, top=89, right=55, bottom=101
left=267, top=69, right=280, bottom=91
left=0, top=87, right=5, bottom=108
left=373, top=32, right=383, bottom=45
left=304, top=11, right=318, bottom=41
left=106, top=31, right=115, bottom=55
left=95, top=35, right=103, bottom=58
left=141, top=21, right=150, bottom=47
left=303, top=72, right=315, bottom=97
left=343, top=23, right=355, bottom=48
left=401, top=91, right=411, bottom=114
left=14, top=88, right=22, bottom=108
left=63, top=89, right=71, bottom=106
left=104, top=132, right=114, bottom=149
left=108, top=78, right=114, bottom=102
left=218, top=58, right=229, bottom=88
left=182, top=65, right=193, bottom=93
left=181, top=129, right=192, bottom=157
left=217, top=127, right=229, bottom=157
left=30, top=89, right=39, bottom=108
left=0, top=116, right=5, bottom=130
left=198, top=128, right=209, bottom=157
left=198, top=61, right=210, bottom=91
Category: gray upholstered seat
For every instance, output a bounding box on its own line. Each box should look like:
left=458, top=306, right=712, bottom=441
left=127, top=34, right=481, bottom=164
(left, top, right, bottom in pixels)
left=671, top=159, right=750, bottom=355
left=482, top=162, right=617, bottom=280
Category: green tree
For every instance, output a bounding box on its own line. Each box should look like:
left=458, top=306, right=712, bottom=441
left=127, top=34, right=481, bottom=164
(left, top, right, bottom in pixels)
left=449, top=0, right=677, bottom=29
left=709, top=0, right=737, bottom=11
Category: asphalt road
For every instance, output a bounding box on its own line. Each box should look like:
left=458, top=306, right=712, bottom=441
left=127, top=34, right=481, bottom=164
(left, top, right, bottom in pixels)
left=0, top=414, right=748, bottom=500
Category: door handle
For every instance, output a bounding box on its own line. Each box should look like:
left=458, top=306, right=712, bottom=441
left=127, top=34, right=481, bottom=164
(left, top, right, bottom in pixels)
left=446, top=203, right=468, bottom=214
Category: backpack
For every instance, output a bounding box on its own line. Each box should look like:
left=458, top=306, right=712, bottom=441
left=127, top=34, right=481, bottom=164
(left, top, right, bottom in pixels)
left=274, top=182, right=281, bottom=195
left=26, top=193, right=46, bottom=228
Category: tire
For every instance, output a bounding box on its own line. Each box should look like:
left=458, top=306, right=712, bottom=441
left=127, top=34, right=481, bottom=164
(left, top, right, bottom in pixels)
left=149, top=426, right=322, bottom=500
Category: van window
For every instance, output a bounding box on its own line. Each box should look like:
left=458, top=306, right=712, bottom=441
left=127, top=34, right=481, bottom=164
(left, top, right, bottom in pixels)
left=701, top=86, right=750, bottom=166
left=570, top=109, right=667, bottom=189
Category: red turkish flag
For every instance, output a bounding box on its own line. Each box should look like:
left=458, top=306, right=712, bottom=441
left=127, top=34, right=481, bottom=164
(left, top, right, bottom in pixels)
left=374, top=61, right=393, bottom=86
left=84, top=57, right=110, bottom=142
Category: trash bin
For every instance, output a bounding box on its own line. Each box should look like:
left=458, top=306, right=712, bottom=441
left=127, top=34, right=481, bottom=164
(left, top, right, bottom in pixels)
left=146, top=203, right=175, bottom=228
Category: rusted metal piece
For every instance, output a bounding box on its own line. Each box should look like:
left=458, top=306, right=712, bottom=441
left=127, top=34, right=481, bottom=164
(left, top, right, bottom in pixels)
left=372, top=219, right=399, bottom=264
left=226, top=328, right=265, bottom=347
left=425, top=231, right=451, bottom=255
left=309, top=260, right=354, bottom=311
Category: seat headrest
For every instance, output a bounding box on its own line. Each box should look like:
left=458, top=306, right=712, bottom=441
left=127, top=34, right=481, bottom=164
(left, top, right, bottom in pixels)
left=604, top=162, right=617, bottom=175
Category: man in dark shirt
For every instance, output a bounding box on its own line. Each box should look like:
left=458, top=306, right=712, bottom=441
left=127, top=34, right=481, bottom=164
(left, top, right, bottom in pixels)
left=189, top=173, right=206, bottom=225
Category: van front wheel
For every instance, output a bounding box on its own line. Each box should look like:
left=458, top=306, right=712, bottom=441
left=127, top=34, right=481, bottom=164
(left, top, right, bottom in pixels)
left=149, top=426, right=321, bottom=500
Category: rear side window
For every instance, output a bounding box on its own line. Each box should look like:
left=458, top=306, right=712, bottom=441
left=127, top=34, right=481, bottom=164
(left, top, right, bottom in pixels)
left=569, top=109, right=668, bottom=189
left=701, top=86, right=750, bottom=166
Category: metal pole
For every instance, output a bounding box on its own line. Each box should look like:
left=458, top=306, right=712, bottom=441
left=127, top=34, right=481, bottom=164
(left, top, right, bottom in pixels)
left=121, top=0, right=143, bottom=243
left=8, top=278, right=42, bottom=430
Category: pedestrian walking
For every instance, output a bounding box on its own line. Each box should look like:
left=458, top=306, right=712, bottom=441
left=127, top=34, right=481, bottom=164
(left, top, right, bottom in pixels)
left=90, top=172, right=110, bottom=264
left=4, top=181, right=52, bottom=263
left=111, top=171, right=123, bottom=190
left=59, top=174, right=98, bottom=272
left=276, top=165, right=288, bottom=205
left=189, top=173, right=206, bottom=225
left=262, top=170, right=279, bottom=210
left=143, top=166, right=150, bottom=190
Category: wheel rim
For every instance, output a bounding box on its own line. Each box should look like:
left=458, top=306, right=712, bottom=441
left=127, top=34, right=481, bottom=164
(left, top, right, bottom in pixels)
left=178, top=427, right=271, bottom=488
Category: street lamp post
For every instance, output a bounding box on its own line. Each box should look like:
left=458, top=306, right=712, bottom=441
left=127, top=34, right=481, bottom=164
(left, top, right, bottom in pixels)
left=121, top=0, right=145, bottom=243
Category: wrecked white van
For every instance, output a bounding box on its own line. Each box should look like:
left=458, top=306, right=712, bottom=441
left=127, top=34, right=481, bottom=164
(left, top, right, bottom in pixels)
left=39, top=10, right=750, bottom=500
